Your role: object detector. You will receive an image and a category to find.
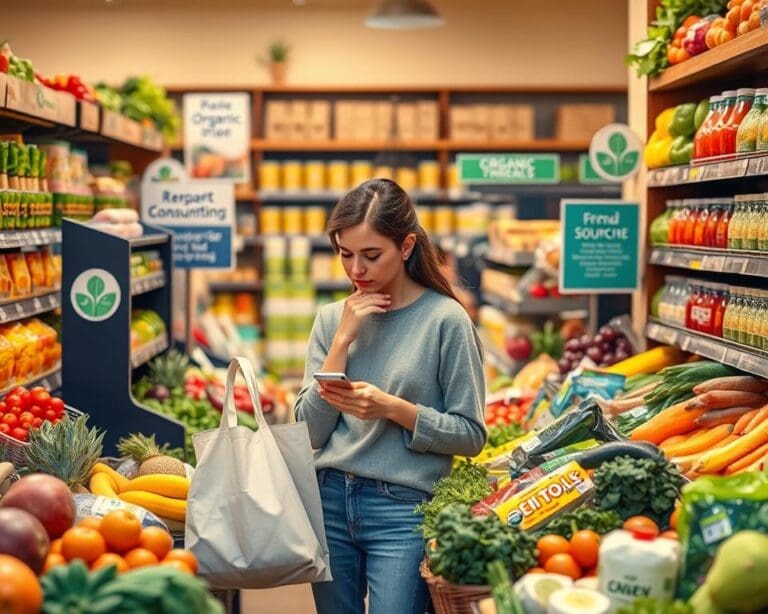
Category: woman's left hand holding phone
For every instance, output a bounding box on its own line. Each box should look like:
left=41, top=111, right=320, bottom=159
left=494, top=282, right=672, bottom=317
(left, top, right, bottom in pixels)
left=318, top=381, right=396, bottom=421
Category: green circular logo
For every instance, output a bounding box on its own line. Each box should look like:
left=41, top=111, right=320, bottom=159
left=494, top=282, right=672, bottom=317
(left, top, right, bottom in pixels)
left=589, top=124, right=642, bottom=182
left=70, top=268, right=121, bottom=322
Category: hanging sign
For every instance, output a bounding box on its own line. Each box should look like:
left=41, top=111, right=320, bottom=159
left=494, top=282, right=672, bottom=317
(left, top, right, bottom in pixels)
left=183, top=92, right=251, bottom=182
left=457, top=153, right=560, bottom=184
left=588, top=124, right=642, bottom=182
left=559, top=199, right=640, bottom=294
left=141, top=158, right=234, bottom=269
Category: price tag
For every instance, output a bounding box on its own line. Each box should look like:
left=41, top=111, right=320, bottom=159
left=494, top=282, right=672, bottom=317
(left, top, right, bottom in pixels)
left=689, top=258, right=702, bottom=270
left=688, top=166, right=702, bottom=182
left=700, top=511, right=733, bottom=545
left=14, top=303, right=23, bottom=316
left=724, top=257, right=750, bottom=274
left=702, top=255, right=725, bottom=272
left=0, top=307, right=8, bottom=323
left=32, top=298, right=42, bottom=311
left=48, top=294, right=58, bottom=308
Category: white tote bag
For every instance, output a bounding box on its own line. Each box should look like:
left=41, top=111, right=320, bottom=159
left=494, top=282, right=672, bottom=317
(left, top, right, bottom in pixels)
left=185, top=356, right=332, bottom=589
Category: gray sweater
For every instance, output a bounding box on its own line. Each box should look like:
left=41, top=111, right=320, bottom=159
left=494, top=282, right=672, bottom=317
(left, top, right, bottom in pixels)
left=294, top=289, right=487, bottom=494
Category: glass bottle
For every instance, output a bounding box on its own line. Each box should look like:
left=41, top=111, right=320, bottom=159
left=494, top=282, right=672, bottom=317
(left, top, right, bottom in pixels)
left=721, top=88, right=755, bottom=155
left=715, top=199, right=733, bottom=249
left=758, top=195, right=768, bottom=252
left=705, top=201, right=721, bottom=248
left=737, top=291, right=754, bottom=345
left=682, top=200, right=698, bottom=246
left=728, top=196, right=746, bottom=250
left=745, top=196, right=761, bottom=252
left=737, top=88, right=768, bottom=153
left=694, top=95, right=723, bottom=160
left=693, top=200, right=710, bottom=247
left=713, top=284, right=729, bottom=338
left=685, top=283, right=699, bottom=330
left=711, top=90, right=738, bottom=157
left=723, top=289, right=739, bottom=341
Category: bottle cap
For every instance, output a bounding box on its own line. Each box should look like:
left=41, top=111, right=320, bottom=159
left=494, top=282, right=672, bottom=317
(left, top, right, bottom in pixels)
left=721, top=90, right=738, bottom=98
left=736, top=88, right=756, bottom=97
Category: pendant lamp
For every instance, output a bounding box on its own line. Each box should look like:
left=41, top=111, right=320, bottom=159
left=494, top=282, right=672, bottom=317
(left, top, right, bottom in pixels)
left=365, top=0, right=444, bottom=29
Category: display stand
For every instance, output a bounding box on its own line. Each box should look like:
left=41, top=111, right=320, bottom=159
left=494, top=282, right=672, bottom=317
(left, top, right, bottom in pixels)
left=61, top=219, right=185, bottom=453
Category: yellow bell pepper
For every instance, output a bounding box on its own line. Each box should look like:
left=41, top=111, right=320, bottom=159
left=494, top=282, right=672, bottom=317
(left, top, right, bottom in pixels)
left=655, top=107, right=678, bottom=137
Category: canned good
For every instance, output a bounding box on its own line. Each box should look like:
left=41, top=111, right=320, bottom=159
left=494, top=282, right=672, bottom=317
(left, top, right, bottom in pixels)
left=260, top=207, right=282, bottom=235
left=305, top=207, right=327, bottom=236
left=418, top=161, right=440, bottom=192
left=328, top=160, right=350, bottom=191
left=416, top=206, right=434, bottom=233
left=283, top=207, right=303, bottom=235
left=395, top=167, right=418, bottom=191
left=282, top=160, right=302, bottom=191
left=447, top=163, right=462, bottom=191
left=373, top=165, right=393, bottom=180
left=260, top=161, right=281, bottom=191
left=304, top=160, right=326, bottom=191
left=351, top=160, right=373, bottom=187
left=434, top=207, right=454, bottom=235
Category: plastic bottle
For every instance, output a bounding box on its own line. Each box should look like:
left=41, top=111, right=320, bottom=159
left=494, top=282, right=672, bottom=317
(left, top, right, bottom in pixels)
left=710, top=90, right=738, bottom=157
left=728, top=196, right=746, bottom=250
left=737, top=88, right=768, bottom=153
left=723, top=289, right=739, bottom=341
left=694, top=95, right=723, bottom=159
left=713, top=284, right=728, bottom=338
left=682, top=200, right=697, bottom=245
left=745, top=195, right=761, bottom=252
left=715, top=199, right=733, bottom=249
left=737, top=291, right=755, bottom=345
left=598, top=528, right=680, bottom=610
left=693, top=200, right=710, bottom=247
left=721, top=88, right=755, bottom=155
left=704, top=201, right=721, bottom=247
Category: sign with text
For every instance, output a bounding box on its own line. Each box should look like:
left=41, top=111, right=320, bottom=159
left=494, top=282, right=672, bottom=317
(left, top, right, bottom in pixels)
left=559, top=199, right=640, bottom=293
left=578, top=154, right=610, bottom=184
left=141, top=159, right=234, bottom=269
left=183, top=93, right=250, bottom=182
left=457, top=153, right=560, bottom=184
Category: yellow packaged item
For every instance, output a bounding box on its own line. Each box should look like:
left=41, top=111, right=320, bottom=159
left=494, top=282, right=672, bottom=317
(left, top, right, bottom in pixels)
left=351, top=160, right=373, bottom=187
left=25, top=252, right=46, bottom=291
left=5, top=253, right=31, bottom=297
left=395, top=167, right=418, bottom=191
left=433, top=207, right=454, bottom=235
left=0, top=256, right=12, bottom=299
left=305, top=207, right=327, bottom=236
left=373, top=165, right=393, bottom=180
left=283, top=207, right=303, bottom=235
left=259, top=161, right=281, bottom=191
left=282, top=160, right=302, bottom=191
left=259, top=207, right=282, bottom=235
left=418, top=161, right=440, bottom=192
left=40, top=251, right=57, bottom=289
left=328, top=160, right=350, bottom=191
left=26, top=318, right=57, bottom=370
left=494, top=461, right=594, bottom=531
left=0, top=322, right=37, bottom=382
left=304, top=161, right=326, bottom=191
left=0, top=334, right=14, bottom=390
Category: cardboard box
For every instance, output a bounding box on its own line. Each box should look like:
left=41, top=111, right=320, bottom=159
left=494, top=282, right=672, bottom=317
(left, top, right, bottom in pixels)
left=308, top=100, right=330, bottom=141
left=556, top=104, right=615, bottom=141
left=509, top=104, right=535, bottom=141
left=375, top=101, right=394, bottom=140
left=353, top=102, right=375, bottom=141
left=288, top=100, right=309, bottom=141
left=265, top=100, right=291, bottom=140
left=470, top=105, right=490, bottom=141
left=449, top=106, right=473, bottom=140
left=334, top=100, right=355, bottom=140
left=416, top=100, right=439, bottom=140
left=489, top=105, right=512, bottom=141
left=396, top=103, right=417, bottom=141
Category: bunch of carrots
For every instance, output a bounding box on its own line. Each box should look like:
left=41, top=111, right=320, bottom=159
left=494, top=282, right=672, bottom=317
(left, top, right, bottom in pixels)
left=630, top=375, right=768, bottom=478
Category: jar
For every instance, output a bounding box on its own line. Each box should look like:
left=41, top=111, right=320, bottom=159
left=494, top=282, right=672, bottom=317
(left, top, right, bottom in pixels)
left=350, top=160, right=372, bottom=187
left=327, top=160, right=350, bottom=191
left=720, top=88, right=755, bottom=155
left=259, top=207, right=282, bottom=235
left=282, top=160, right=302, bottom=192
left=283, top=207, right=303, bottom=235
left=418, top=160, right=440, bottom=192
left=736, top=88, right=768, bottom=153
left=304, top=160, right=326, bottom=191
left=259, top=161, right=281, bottom=191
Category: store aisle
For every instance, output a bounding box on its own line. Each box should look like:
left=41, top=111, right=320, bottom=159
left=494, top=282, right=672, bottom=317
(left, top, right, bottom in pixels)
left=241, top=586, right=317, bottom=614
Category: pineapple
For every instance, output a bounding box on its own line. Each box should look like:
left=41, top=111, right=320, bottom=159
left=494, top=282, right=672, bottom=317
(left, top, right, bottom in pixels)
left=118, top=433, right=186, bottom=477
left=26, top=415, right=104, bottom=492
left=144, top=350, right=190, bottom=401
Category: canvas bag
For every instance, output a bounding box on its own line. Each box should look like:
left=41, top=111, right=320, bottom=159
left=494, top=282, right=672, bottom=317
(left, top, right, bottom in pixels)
left=185, top=356, right=332, bottom=588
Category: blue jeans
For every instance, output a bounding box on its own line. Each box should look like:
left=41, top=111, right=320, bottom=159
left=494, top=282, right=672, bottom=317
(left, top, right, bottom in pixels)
left=312, top=468, right=431, bottom=614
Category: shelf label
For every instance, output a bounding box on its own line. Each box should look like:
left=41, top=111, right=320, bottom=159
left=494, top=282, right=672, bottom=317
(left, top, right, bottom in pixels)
left=748, top=156, right=768, bottom=176
left=102, top=110, right=143, bottom=146
left=141, top=158, right=234, bottom=270
left=0, top=307, right=7, bottom=323
left=559, top=199, right=640, bottom=293
left=5, top=76, right=76, bottom=126
left=457, top=153, right=560, bottom=184
left=79, top=101, right=100, bottom=132
left=183, top=93, right=251, bottom=182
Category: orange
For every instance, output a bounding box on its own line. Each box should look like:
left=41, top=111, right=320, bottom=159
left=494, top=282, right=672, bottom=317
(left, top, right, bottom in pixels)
left=623, top=516, right=660, bottom=537
left=42, top=553, right=66, bottom=574
left=544, top=553, right=582, bottom=580
left=91, top=553, right=129, bottom=573
left=535, top=534, right=570, bottom=566
left=669, top=504, right=681, bottom=531
left=49, top=538, right=63, bottom=555
left=100, top=510, right=142, bottom=554
left=660, top=530, right=679, bottom=541
left=569, top=530, right=600, bottom=569
left=61, top=527, right=107, bottom=563
left=163, top=549, right=198, bottom=574
left=139, top=526, right=173, bottom=560
left=0, top=554, right=43, bottom=613
left=123, top=548, right=159, bottom=569
left=78, top=517, right=103, bottom=532
left=527, top=567, right=546, bottom=574
left=160, top=559, right=194, bottom=575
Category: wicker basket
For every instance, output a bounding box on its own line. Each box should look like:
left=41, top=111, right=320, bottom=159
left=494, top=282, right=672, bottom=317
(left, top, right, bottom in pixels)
left=420, top=559, right=491, bottom=614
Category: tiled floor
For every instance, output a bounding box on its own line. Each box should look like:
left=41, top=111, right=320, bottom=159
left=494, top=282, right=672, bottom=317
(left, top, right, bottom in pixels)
left=241, top=585, right=317, bottom=614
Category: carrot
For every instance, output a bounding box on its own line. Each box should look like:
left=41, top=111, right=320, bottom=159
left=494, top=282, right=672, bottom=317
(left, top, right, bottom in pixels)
left=695, top=406, right=757, bottom=427
left=695, top=418, right=768, bottom=473
left=684, top=390, right=767, bottom=411
left=671, top=435, right=739, bottom=472
left=733, top=409, right=761, bottom=435
left=662, top=424, right=734, bottom=458
left=659, top=434, right=691, bottom=450
left=744, top=407, right=768, bottom=434
left=630, top=400, right=708, bottom=445
left=723, top=441, right=768, bottom=475
left=693, top=376, right=768, bottom=395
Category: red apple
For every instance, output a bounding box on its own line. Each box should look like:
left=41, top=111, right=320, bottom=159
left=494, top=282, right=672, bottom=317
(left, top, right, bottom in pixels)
left=0, top=508, right=49, bottom=574
left=0, top=474, right=76, bottom=539
left=506, top=335, right=532, bottom=361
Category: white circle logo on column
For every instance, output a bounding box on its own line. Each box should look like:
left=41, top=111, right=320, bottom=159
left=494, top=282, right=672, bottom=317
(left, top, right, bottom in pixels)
left=70, top=268, right=121, bottom=322
left=589, top=123, right=643, bottom=182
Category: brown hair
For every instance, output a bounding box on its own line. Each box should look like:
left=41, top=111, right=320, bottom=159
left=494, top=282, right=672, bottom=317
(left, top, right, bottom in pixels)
left=327, top=178, right=459, bottom=302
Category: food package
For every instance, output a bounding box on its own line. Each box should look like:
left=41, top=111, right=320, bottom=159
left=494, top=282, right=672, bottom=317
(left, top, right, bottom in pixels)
left=0, top=322, right=37, bottom=381
left=26, top=318, right=58, bottom=370
left=40, top=250, right=57, bottom=289
left=512, top=354, right=559, bottom=392
left=5, top=253, right=31, bottom=297
left=74, top=494, right=169, bottom=531
left=0, top=334, right=14, bottom=390
left=24, top=251, right=46, bottom=291
left=0, top=256, right=12, bottom=300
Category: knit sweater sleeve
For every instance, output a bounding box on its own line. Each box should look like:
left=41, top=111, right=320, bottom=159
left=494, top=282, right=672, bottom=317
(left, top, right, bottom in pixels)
left=403, top=312, right=487, bottom=457
left=294, top=308, right=341, bottom=449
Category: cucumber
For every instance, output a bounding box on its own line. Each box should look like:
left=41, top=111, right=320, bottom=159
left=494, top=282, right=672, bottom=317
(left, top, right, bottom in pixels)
left=575, top=441, right=662, bottom=469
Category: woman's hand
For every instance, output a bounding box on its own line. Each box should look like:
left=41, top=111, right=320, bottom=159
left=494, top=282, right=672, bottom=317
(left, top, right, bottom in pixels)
left=318, top=381, right=418, bottom=430
left=335, top=291, right=390, bottom=346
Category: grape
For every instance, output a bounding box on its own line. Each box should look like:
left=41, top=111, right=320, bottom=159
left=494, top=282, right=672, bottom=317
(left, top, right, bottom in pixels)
left=600, top=327, right=618, bottom=341
left=558, top=358, right=571, bottom=374
left=602, top=352, right=616, bottom=366
left=600, top=342, right=612, bottom=353
left=579, top=334, right=593, bottom=350
left=593, top=334, right=604, bottom=346
left=614, top=349, right=630, bottom=362
left=587, top=346, right=603, bottom=362
left=565, top=338, right=581, bottom=352
left=616, top=337, right=631, bottom=352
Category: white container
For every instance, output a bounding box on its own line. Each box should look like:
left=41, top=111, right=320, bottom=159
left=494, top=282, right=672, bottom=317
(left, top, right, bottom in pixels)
left=598, top=529, right=680, bottom=612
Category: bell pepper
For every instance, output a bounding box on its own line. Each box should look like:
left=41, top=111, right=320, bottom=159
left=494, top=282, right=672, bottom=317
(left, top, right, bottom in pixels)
left=655, top=107, right=677, bottom=137
left=670, top=102, right=698, bottom=138
left=669, top=135, right=694, bottom=165
left=644, top=130, right=673, bottom=169
left=694, top=98, right=709, bottom=130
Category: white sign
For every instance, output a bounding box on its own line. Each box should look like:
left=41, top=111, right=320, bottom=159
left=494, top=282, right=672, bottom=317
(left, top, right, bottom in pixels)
left=588, top=123, right=643, bottom=183
left=183, top=93, right=251, bottom=182
left=70, top=268, right=121, bottom=322
left=142, top=159, right=235, bottom=270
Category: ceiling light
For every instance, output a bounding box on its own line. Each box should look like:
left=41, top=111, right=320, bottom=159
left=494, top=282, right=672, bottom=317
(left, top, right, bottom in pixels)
left=365, top=0, right=444, bottom=29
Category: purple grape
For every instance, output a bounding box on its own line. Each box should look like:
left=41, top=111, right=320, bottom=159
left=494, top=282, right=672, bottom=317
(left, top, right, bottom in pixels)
left=601, top=327, right=618, bottom=342
left=616, top=338, right=631, bottom=352
left=602, top=352, right=616, bottom=366
left=579, top=334, right=592, bottom=350
left=565, top=338, right=581, bottom=352
left=600, top=342, right=612, bottom=353
left=587, top=347, right=603, bottom=362
left=614, top=349, right=630, bottom=362
left=558, top=358, right=571, bottom=374
left=593, top=334, right=604, bottom=346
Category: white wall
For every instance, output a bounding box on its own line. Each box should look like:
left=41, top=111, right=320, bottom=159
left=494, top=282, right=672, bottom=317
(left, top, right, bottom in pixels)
left=6, top=0, right=628, bottom=87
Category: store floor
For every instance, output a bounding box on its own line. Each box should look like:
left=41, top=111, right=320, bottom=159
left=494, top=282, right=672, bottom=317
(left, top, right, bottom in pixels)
left=241, top=586, right=317, bottom=613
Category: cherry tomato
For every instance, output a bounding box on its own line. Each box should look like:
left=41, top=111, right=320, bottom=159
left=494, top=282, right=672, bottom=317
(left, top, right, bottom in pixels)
left=29, top=386, right=46, bottom=394
left=19, top=391, right=32, bottom=410
left=8, top=387, right=27, bottom=398
left=7, top=405, right=22, bottom=417
left=30, top=389, right=51, bottom=407
left=4, top=394, right=22, bottom=408
left=11, top=427, right=28, bottom=442
left=29, top=405, right=43, bottom=418
left=0, top=423, right=9, bottom=434
left=2, top=414, right=18, bottom=427
left=49, top=397, right=65, bottom=416
left=0, top=401, right=6, bottom=413
left=44, top=409, right=57, bottom=421
left=19, top=411, right=34, bottom=425
left=31, top=417, right=43, bottom=428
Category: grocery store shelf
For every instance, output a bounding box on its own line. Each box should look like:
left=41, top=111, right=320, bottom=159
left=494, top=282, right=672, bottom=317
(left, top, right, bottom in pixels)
left=478, top=330, right=521, bottom=376
left=209, top=280, right=263, bottom=293
left=485, top=250, right=535, bottom=268
left=237, top=235, right=332, bottom=248
left=316, top=280, right=351, bottom=292
left=0, top=291, right=60, bottom=324
left=649, top=28, right=768, bottom=92
left=131, top=272, right=166, bottom=296
left=0, top=365, right=62, bottom=397
left=131, top=334, right=169, bottom=369
left=130, top=233, right=169, bottom=248
left=251, top=138, right=593, bottom=153
left=647, top=320, right=768, bottom=379
left=482, top=291, right=589, bottom=316
left=649, top=247, right=768, bottom=278
left=0, top=228, right=61, bottom=249
left=647, top=153, right=768, bottom=187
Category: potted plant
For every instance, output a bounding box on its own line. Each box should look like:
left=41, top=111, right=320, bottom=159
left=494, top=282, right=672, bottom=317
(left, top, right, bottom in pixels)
left=266, top=40, right=290, bottom=84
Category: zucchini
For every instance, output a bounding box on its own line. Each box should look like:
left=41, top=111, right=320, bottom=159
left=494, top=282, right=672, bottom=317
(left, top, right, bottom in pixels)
left=575, top=441, right=662, bottom=469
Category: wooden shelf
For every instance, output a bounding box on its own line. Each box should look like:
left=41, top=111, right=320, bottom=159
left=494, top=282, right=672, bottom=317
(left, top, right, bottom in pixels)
left=649, top=28, right=768, bottom=92
left=166, top=84, right=626, bottom=95
left=251, top=138, right=591, bottom=152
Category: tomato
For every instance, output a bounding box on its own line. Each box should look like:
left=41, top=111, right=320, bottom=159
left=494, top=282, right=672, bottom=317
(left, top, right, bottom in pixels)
left=495, top=406, right=511, bottom=419
left=570, top=530, right=601, bottom=569
left=536, top=534, right=570, bottom=566
left=49, top=397, right=65, bottom=416
left=29, top=386, right=46, bottom=394
left=4, top=394, right=22, bottom=409
left=544, top=553, right=582, bottom=580
left=44, top=409, right=57, bottom=421
left=0, top=423, right=9, bottom=434
left=19, top=412, right=34, bottom=425
left=660, top=530, right=678, bottom=540
left=28, top=405, right=43, bottom=418
left=0, top=402, right=5, bottom=413
left=1, top=414, right=18, bottom=427
left=30, top=390, right=51, bottom=407
left=31, top=417, right=42, bottom=428
left=7, top=405, right=22, bottom=417
left=10, top=427, right=28, bottom=442
left=7, top=387, right=28, bottom=398
left=18, top=391, right=32, bottom=410
left=623, top=516, right=660, bottom=537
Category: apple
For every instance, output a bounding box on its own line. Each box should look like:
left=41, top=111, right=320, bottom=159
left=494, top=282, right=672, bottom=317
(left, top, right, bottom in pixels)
left=506, top=335, right=532, bottom=361
left=0, top=474, right=76, bottom=539
left=0, top=508, right=49, bottom=574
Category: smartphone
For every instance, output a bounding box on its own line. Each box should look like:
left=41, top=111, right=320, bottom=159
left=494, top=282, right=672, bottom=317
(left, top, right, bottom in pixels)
left=314, top=372, right=351, bottom=386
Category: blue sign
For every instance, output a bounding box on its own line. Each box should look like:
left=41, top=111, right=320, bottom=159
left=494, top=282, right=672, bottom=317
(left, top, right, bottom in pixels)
left=559, top=199, right=640, bottom=293
left=141, top=159, right=235, bottom=270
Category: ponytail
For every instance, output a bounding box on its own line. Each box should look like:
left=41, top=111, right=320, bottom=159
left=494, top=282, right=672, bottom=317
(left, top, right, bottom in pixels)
left=406, top=226, right=459, bottom=302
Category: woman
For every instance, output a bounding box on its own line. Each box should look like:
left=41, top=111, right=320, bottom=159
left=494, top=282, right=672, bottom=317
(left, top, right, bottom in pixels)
left=294, top=178, right=486, bottom=614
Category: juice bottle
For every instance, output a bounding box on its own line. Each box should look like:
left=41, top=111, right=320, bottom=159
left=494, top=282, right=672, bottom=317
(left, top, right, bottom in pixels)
left=737, top=88, right=768, bottom=153
left=715, top=199, right=733, bottom=249
left=748, top=291, right=766, bottom=348
left=723, top=289, right=739, bottom=340
left=685, top=283, right=699, bottom=330
left=666, top=201, right=679, bottom=244
left=758, top=195, right=768, bottom=252
left=728, top=196, right=746, bottom=250
left=705, top=202, right=721, bottom=248
left=744, top=196, right=760, bottom=251
left=682, top=200, right=697, bottom=245
left=710, top=91, right=737, bottom=158
left=721, top=88, right=755, bottom=155
left=757, top=99, right=768, bottom=151
left=713, top=284, right=729, bottom=338
left=694, top=95, right=723, bottom=159
left=737, top=291, right=754, bottom=345
left=696, top=284, right=716, bottom=334
left=693, top=200, right=710, bottom=247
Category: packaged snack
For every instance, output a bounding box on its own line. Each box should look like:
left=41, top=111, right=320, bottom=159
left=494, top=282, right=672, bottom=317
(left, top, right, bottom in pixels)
left=0, top=256, right=12, bottom=300
left=0, top=334, right=14, bottom=390
left=550, top=370, right=626, bottom=418
left=24, top=252, right=46, bottom=291
left=0, top=323, right=37, bottom=381
left=5, top=253, right=31, bottom=297
left=40, top=250, right=57, bottom=289
left=26, top=318, right=58, bottom=370
left=511, top=439, right=601, bottom=478
left=74, top=494, right=169, bottom=531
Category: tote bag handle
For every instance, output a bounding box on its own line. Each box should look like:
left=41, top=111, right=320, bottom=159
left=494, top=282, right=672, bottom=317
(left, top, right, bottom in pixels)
left=220, top=356, right=270, bottom=431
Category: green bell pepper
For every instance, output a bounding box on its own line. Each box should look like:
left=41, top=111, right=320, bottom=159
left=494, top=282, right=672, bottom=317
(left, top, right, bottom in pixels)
left=670, top=103, right=698, bottom=138
left=694, top=98, right=709, bottom=131
left=669, top=135, right=694, bottom=165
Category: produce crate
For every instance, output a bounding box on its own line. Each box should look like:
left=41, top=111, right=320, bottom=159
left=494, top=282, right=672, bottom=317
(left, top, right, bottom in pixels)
left=0, top=405, right=83, bottom=468
left=420, top=559, right=491, bottom=614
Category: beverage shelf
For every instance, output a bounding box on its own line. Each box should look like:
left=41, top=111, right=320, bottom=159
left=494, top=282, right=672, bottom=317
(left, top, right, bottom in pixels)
left=647, top=153, right=768, bottom=187
left=650, top=247, right=768, bottom=278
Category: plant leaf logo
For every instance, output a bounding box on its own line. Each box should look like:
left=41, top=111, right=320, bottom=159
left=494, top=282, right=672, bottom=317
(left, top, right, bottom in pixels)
left=75, top=275, right=117, bottom=318
left=597, top=130, right=639, bottom=178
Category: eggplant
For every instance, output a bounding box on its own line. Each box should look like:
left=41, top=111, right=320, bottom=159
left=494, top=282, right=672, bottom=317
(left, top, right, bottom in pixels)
left=575, top=440, right=662, bottom=469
